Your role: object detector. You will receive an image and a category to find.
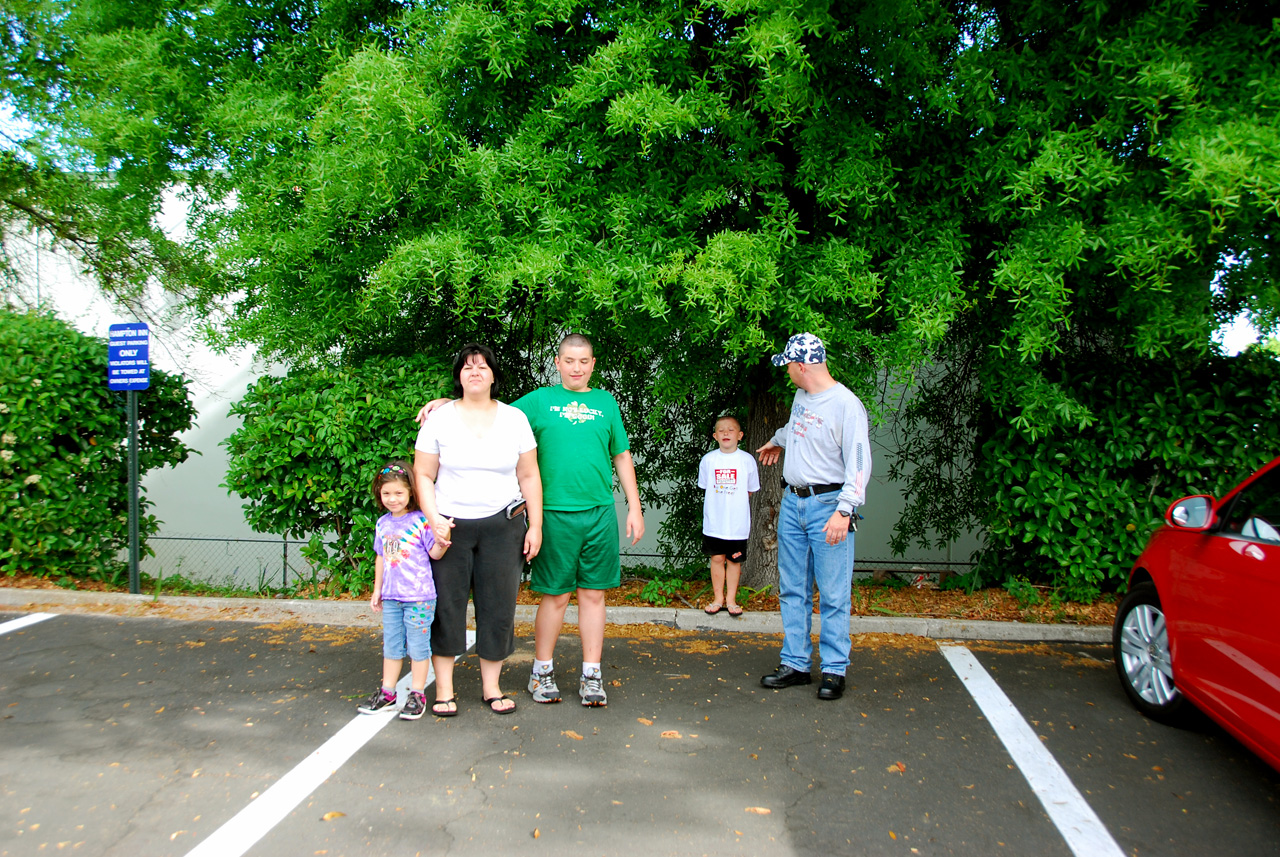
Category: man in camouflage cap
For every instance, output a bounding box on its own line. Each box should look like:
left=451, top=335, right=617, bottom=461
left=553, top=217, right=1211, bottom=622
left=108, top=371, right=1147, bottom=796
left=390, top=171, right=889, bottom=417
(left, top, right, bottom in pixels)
left=756, top=333, right=871, bottom=701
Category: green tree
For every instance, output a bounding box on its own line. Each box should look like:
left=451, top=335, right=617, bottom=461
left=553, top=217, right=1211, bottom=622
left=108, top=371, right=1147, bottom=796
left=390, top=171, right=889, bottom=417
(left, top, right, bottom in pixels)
left=222, top=354, right=452, bottom=593
left=7, top=0, right=1277, bottom=592
left=0, top=2, right=214, bottom=308
left=0, top=308, right=195, bottom=580
left=0, top=148, right=198, bottom=306
left=893, top=347, right=1280, bottom=601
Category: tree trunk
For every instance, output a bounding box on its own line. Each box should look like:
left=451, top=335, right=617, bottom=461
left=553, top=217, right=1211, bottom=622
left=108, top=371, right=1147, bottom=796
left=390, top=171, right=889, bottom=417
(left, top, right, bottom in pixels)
left=742, top=383, right=790, bottom=590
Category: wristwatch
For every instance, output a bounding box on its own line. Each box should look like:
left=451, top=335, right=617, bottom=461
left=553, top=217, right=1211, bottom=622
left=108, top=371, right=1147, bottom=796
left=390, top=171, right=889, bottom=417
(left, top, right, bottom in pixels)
left=837, top=510, right=851, bottom=518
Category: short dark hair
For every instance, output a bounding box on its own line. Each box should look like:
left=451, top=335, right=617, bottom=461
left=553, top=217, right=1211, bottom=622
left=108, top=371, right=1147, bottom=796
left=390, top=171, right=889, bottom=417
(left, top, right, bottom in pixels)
left=451, top=343, right=504, bottom=398
left=371, top=460, right=418, bottom=512
left=558, top=333, right=593, bottom=356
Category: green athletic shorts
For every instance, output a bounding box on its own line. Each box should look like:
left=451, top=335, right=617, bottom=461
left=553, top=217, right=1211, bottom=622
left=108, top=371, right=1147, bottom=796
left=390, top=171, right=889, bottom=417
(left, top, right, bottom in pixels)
left=531, top=506, right=621, bottom=594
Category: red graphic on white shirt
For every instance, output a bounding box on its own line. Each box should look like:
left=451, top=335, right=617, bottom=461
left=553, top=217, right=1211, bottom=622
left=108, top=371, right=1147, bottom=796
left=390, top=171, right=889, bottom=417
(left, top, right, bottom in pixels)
left=713, top=468, right=738, bottom=494
left=790, top=406, right=824, bottom=438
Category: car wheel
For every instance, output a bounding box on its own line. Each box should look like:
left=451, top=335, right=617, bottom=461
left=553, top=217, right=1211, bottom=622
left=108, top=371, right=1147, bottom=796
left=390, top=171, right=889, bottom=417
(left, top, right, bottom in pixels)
left=1113, top=581, right=1187, bottom=723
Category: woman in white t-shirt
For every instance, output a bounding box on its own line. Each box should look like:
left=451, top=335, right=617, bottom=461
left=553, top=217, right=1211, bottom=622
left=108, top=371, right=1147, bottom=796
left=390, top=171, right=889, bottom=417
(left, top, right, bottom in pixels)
left=414, top=344, right=542, bottom=716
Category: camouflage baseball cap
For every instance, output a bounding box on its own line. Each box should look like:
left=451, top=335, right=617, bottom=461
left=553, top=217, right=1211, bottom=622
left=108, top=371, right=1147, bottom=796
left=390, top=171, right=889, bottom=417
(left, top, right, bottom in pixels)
left=771, top=333, right=827, bottom=366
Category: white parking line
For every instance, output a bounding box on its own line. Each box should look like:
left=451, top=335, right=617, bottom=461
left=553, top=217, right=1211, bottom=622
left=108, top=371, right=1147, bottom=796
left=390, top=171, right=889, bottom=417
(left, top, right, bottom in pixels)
left=939, top=644, right=1124, bottom=857
left=184, top=629, right=476, bottom=857
left=0, top=613, right=57, bottom=635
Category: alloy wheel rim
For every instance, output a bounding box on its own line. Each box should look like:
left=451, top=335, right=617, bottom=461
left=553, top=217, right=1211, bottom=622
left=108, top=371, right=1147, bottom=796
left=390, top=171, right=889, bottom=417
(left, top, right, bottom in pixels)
left=1119, top=602, right=1179, bottom=706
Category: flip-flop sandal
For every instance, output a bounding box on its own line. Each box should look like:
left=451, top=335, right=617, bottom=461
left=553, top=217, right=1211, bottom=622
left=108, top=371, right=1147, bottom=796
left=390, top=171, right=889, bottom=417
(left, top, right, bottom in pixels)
left=704, top=604, right=725, bottom=615
left=431, top=697, right=458, bottom=717
left=483, top=694, right=517, bottom=715
left=726, top=607, right=744, bottom=617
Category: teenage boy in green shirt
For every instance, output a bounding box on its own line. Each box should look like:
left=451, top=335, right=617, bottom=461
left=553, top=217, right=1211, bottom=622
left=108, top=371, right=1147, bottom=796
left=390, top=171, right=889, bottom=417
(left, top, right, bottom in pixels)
left=416, top=334, right=644, bottom=707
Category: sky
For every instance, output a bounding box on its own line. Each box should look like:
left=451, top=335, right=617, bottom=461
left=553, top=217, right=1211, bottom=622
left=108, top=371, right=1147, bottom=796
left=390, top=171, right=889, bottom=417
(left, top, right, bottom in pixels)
left=1214, top=312, right=1263, bottom=355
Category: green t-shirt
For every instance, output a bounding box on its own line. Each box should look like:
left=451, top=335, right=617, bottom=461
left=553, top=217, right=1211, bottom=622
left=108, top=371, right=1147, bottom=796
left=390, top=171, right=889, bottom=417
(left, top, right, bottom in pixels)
left=513, top=386, right=630, bottom=511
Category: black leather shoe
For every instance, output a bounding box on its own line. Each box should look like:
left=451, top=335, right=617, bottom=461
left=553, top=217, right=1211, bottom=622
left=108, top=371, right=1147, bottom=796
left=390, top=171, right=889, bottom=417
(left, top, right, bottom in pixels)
left=760, top=665, right=813, bottom=689
left=817, top=673, right=845, bottom=700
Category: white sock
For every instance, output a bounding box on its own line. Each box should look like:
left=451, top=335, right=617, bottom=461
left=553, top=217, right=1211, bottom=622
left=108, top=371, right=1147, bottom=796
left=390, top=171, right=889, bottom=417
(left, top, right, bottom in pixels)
left=533, top=659, right=553, bottom=675
left=583, top=661, right=601, bottom=677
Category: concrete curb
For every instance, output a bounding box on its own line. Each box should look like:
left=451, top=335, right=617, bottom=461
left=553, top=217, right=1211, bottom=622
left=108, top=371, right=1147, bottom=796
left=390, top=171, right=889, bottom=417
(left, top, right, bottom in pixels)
left=0, top=587, right=1111, bottom=643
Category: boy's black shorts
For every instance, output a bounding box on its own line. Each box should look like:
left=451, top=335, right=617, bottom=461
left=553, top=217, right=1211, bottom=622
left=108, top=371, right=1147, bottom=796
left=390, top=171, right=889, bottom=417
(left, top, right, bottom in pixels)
left=702, top=535, right=748, bottom=563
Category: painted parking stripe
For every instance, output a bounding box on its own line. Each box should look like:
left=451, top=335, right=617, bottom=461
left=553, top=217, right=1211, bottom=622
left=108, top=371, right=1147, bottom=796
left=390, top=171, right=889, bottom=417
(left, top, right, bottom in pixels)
left=939, top=644, right=1124, bottom=857
left=0, top=613, right=57, bottom=635
left=184, top=629, right=476, bottom=857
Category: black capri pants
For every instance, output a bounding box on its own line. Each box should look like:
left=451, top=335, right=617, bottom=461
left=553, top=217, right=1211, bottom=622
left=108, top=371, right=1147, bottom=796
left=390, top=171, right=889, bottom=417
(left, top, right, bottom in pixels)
left=429, top=509, right=526, bottom=661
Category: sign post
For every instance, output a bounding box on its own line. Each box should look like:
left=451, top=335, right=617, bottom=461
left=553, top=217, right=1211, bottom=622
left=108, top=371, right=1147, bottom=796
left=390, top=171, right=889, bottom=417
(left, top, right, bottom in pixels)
left=108, top=323, right=150, bottom=595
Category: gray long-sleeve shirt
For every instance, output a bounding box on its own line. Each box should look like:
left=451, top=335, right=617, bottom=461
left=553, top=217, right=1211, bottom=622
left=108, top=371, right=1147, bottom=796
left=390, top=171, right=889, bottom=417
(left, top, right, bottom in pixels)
left=770, top=383, right=871, bottom=512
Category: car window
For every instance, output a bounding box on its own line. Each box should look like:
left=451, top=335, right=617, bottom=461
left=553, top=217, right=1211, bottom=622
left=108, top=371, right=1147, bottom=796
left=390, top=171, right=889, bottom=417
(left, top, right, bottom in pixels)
left=1220, top=466, right=1280, bottom=545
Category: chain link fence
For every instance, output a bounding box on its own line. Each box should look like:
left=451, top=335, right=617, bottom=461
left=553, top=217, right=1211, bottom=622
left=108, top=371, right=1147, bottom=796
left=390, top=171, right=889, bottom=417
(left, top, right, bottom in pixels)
left=139, top=536, right=975, bottom=592
left=617, top=550, right=977, bottom=590
left=141, top=535, right=663, bottom=591
left=142, top=534, right=325, bottom=591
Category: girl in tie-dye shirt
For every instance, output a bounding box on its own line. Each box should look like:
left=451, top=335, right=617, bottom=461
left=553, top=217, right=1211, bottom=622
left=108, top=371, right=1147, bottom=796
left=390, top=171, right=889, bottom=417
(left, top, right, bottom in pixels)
left=356, top=460, right=452, bottom=721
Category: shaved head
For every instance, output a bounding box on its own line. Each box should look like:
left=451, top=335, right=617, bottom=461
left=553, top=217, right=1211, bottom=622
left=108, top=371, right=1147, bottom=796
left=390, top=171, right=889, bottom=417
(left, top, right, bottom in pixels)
left=558, top=333, right=594, bottom=356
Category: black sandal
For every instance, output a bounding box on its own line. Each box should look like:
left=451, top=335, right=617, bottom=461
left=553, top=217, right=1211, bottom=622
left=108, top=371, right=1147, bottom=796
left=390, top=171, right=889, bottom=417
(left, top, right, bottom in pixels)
left=483, top=694, right=516, bottom=715
left=431, top=697, right=458, bottom=717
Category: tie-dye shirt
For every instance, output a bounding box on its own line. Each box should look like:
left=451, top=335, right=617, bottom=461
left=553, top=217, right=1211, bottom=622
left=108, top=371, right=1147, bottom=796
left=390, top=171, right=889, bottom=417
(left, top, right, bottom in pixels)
left=373, top=510, right=437, bottom=602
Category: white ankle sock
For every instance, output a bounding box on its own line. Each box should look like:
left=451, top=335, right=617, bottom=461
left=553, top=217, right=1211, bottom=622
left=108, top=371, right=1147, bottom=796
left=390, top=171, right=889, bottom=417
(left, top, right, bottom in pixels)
left=533, top=659, right=553, bottom=674
left=582, top=661, right=601, bottom=676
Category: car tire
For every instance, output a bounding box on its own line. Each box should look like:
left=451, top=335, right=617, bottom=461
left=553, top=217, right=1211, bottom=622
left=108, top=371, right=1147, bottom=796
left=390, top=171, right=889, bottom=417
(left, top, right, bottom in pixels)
left=1113, top=581, right=1188, bottom=724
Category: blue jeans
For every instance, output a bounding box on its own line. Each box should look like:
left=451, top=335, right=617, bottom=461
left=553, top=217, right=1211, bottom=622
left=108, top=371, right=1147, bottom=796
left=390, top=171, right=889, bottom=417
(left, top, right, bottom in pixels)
left=382, top=600, right=436, bottom=662
left=777, top=490, right=854, bottom=676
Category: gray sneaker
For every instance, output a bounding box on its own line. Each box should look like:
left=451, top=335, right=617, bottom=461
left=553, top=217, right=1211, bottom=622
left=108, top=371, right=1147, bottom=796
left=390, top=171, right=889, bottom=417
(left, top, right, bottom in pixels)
left=579, top=670, right=607, bottom=707
left=357, top=686, right=397, bottom=715
left=399, top=690, right=427, bottom=720
left=528, top=668, right=562, bottom=703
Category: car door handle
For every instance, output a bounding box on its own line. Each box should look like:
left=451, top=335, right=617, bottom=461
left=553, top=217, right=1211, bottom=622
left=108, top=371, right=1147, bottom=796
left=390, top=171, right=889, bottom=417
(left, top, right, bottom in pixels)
left=1229, top=540, right=1268, bottom=562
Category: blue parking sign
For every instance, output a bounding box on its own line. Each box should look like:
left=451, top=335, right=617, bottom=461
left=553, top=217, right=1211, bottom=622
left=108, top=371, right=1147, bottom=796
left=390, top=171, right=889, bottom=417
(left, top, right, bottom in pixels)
left=108, top=323, right=150, bottom=391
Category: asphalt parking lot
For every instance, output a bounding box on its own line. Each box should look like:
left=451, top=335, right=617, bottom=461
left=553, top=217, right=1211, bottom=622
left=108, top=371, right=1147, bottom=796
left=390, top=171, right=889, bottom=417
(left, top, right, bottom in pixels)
left=3, top=608, right=1280, bottom=857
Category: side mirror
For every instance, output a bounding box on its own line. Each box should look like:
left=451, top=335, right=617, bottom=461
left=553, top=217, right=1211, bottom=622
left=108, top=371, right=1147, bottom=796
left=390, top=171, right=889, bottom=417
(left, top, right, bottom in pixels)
left=1167, top=495, right=1214, bottom=530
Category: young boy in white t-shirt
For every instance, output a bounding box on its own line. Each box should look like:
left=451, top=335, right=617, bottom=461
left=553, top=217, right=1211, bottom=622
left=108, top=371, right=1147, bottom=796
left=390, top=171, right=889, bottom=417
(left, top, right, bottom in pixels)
left=697, top=414, right=761, bottom=616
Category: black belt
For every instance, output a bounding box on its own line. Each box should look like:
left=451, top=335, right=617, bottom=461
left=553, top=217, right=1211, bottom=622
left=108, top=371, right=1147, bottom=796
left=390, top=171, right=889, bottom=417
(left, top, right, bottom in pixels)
left=783, top=480, right=842, bottom=498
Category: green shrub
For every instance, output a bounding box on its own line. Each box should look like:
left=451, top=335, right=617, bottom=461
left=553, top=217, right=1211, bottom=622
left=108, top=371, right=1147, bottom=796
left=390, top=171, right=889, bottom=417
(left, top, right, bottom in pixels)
left=637, top=578, right=682, bottom=607
left=0, top=309, right=195, bottom=580
left=976, top=352, right=1280, bottom=602
left=1003, top=575, right=1042, bottom=608
left=661, top=558, right=710, bottom=582
left=854, top=572, right=908, bottom=589
left=939, top=571, right=979, bottom=593
left=223, top=354, right=452, bottom=594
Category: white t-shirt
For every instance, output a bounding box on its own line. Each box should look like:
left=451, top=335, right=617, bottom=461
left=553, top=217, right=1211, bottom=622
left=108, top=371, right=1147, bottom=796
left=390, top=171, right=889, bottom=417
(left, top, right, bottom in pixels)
left=698, top=447, right=761, bottom=540
left=414, top=401, right=537, bottom=518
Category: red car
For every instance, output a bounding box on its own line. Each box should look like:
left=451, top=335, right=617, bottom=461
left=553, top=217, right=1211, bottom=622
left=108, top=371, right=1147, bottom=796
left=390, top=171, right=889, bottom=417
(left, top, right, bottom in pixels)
left=1114, top=456, right=1280, bottom=770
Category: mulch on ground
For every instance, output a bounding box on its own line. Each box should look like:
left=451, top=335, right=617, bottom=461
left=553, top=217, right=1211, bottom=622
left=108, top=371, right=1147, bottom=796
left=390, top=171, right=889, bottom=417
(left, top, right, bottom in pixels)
left=518, top=577, right=1114, bottom=625
left=1, top=570, right=1116, bottom=626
